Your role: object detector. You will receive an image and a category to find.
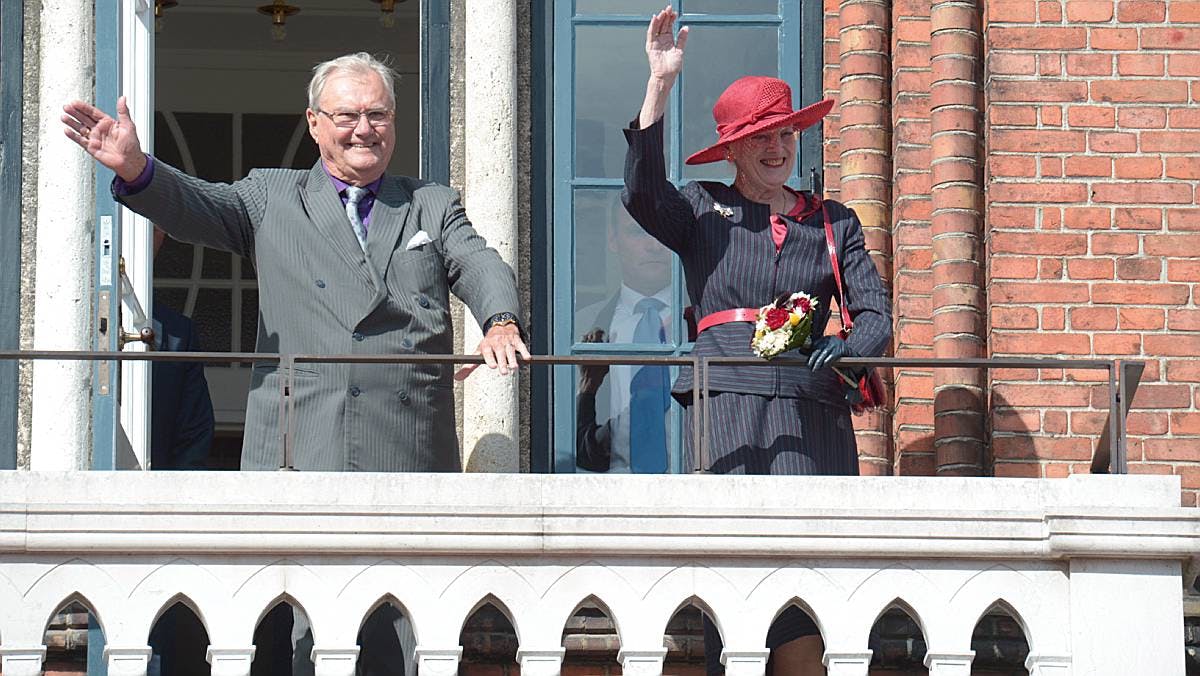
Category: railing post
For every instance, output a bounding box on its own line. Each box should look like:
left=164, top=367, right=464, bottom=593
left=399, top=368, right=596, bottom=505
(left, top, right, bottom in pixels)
left=924, top=651, right=975, bottom=675
left=103, top=646, right=152, bottom=676
left=206, top=647, right=256, bottom=676
left=311, top=647, right=359, bottom=676
left=413, top=646, right=462, bottom=676
left=278, top=354, right=295, bottom=470
left=721, top=649, right=771, bottom=676
left=618, top=648, right=667, bottom=675
left=823, top=651, right=873, bottom=676
left=1025, top=654, right=1072, bottom=675
left=516, top=647, right=566, bottom=675
left=0, top=647, right=47, bottom=676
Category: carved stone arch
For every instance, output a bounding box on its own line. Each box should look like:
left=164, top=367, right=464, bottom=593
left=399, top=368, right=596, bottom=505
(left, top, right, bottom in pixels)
left=458, top=593, right=523, bottom=646
left=947, top=564, right=1066, bottom=654
left=24, top=561, right=123, bottom=644
left=745, top=563, right=844, bottom=646
left=540, top=562, right=638, bottom=648
left=127, top=559, right=229, bottom=644
left=41, top=592, right=107, bottom=652
left=253, top=592, right=317, bottom=642
left=641, top=564, right=742, bottom=646
left=845, top=563, right=942, bottom=648
left=439, top=560, right=536, bottom=646
left=146, top=593, right=210, bottom=639
left=232, top=559, right=335, bottom=643
left=337, top=562, right=434, bottom=647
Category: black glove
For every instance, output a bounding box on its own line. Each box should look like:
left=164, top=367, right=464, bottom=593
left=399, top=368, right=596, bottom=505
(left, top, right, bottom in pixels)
left=807, top=335, right=850, bottom=371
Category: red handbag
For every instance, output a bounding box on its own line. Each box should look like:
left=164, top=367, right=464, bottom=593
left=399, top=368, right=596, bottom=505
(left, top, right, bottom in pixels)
left=822, top=204, right=886, bottom=414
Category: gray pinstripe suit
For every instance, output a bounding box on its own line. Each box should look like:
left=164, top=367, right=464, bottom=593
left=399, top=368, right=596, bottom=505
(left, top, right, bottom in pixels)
left=117, top=160, right=520, bottom=471
left=623, top=118, right=892, bottom=474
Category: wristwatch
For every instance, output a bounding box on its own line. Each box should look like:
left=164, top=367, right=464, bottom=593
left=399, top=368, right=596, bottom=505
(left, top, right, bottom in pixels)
left=482, top=311, right=521, bottom=334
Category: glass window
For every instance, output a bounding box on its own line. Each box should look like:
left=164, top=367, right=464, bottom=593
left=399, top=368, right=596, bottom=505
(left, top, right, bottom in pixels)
left=551, top=1, right=811, bottom=473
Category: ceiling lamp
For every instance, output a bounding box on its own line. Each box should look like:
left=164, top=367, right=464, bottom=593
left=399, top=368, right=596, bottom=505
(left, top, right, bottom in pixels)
left=257, top=0, right=300, bottom=41
left=154, top=0, right=177, bottom=33
left=371, top=0, right=406, bottom=29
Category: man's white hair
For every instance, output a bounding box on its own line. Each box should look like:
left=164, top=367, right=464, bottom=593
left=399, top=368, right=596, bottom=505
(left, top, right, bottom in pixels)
left=308, top=52, right=397, bottom=110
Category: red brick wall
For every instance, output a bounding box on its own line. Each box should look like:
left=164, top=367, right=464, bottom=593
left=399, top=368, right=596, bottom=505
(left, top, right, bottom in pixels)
left=827, top=0, right=1200, bottom=505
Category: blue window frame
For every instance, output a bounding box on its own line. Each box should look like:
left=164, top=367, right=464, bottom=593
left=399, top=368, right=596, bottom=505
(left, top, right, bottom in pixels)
left=549, top=0, right=821, bottom=473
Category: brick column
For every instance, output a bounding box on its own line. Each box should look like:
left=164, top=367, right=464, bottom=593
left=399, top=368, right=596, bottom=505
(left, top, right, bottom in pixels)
left=838, top=0, right=893, bottom=473
left=929, top=0, right=985, bottom=475
left=891, top=0, right=935, bottom=475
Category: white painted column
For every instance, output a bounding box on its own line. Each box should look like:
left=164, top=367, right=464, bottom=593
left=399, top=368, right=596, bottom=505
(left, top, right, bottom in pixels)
left=1025, top=654, right=1072, bottom=675
left=517, top=648, right=566, bottom=676
left=311, top=647, right=359, bottom=676
left=924, top=652, right=975, bottom=675
left=206, top=647, right=256, bottom=676
left=618, top=648, right=668, bottom=675
left=721, top=649, right=771, bottom=676
left=414, top=646, right=462, bottom=676
left=0, top=647, right=47, bottom=676
left=1068, top=559, right=1184, bottom=674
left=823, top=651, right=873, bottom=676
left=105, top=646, right=153, bottom=676
left=30, top=0, right=95, bottom=469
left=462, top=0, right=520, bottom=472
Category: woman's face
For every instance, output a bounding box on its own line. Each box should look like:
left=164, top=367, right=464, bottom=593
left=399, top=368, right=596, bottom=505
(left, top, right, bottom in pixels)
left=729, top=126, right=798, bottom=191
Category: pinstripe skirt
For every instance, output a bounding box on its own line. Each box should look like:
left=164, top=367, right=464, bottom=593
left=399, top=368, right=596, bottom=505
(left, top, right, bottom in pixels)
left=684, top=391, right=859, bottom=476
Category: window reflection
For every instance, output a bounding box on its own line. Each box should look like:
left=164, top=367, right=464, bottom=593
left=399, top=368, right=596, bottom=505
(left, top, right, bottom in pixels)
left=575, top=26, right=669, bottom=179
left=681, top=25, right=779, bottom=181
left=574, top=191, right=678, bottom=474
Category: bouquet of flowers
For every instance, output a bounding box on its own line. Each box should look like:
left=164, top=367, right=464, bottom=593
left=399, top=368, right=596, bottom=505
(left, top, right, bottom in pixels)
left=751, top=291, right=818, bottom=359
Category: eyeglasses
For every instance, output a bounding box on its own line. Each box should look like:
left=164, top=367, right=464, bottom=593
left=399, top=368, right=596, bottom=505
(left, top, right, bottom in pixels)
left=744, top=128, right=799, bottom=149
left=317, top=109, right=395, bottom=129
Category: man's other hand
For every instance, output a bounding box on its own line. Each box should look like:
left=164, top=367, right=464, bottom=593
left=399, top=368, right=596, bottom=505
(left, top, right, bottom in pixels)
left=577, top=328, right=609, bottom=394
left=62, top=96, right=147, bottom=181
left=479, top=323, right=530, bottom=376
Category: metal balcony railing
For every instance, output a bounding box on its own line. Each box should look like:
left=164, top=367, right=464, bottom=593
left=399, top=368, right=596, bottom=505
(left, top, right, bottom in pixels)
left=0, top=351, right=1145, bottom=474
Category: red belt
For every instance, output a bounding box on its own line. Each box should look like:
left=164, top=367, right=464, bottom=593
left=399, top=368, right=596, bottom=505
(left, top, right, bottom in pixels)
left=697, top=308, right=759, bottom=334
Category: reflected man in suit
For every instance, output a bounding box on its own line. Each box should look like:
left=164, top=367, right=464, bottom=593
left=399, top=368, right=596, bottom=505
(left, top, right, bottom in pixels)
left=576, top=201, right=674, bottom=473
left=149, top=226, right=214, bottom=470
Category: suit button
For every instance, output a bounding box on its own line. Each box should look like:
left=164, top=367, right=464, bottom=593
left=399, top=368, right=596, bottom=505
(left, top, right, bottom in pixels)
left=401, top=338, right=413, bottom=350
left=350, top=386, right=361, bottom=397
left=315, top=279, right=326, bottom=288
left=417, top=295, right=430, bottom=309
left=353, top=332, right=364, bottom=342
left=398, top=391, right=409, bottom=403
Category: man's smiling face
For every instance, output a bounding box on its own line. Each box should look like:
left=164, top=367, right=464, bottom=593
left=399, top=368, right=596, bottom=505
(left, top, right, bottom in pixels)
left=306, top=70, right=395, bottom=186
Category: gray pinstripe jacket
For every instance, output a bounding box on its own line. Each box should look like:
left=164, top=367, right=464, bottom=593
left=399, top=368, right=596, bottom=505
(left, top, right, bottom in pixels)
left=117, top=160, right=520, bottom=471
left=623, top=119, right=892, bottom=406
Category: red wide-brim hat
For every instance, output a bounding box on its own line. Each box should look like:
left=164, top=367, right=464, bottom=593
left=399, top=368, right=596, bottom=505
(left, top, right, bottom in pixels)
left=685, top=75, right=835, bottom=165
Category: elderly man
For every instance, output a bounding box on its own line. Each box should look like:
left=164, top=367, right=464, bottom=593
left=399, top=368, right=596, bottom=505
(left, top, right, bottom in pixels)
left=63, top=52, right=527, bottom=472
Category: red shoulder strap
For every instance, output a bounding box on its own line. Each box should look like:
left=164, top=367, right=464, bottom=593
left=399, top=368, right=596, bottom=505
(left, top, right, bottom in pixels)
left=822, top=203, right=854, bottom=332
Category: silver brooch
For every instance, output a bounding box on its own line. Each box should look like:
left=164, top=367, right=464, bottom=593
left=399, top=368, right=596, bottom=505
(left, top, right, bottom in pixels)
left=713, top=202, right=734, bottom=218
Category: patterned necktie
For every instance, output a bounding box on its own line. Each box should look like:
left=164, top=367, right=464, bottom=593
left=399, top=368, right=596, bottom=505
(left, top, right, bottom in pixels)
left=345, top=185, right=369, bottom=252
left=629, top=297, right=669, bottom=474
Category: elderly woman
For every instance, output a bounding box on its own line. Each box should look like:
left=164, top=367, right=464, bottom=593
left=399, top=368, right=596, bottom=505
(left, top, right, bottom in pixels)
left=622, top=6, right=893, bottom=674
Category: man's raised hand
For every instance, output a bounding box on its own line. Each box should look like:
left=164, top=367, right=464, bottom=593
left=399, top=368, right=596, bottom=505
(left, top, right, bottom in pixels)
left=62, top=96, right=147, bottom=181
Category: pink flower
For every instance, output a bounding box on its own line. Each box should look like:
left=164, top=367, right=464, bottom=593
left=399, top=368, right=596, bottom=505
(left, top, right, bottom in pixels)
left=765, top=307, right=790, bottom=331
left=795, top=297, right=811, bottom=314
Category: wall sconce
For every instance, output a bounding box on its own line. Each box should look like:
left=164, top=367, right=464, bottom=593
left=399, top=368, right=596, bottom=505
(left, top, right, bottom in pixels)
left=371, top=0, right=406, bottom=29
left=154, top=0, right=177, bottom=33
left=257, top=0, right=300, bottom=41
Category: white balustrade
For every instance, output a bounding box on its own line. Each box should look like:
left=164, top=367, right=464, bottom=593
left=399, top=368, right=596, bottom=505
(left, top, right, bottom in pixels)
left=0, top=472, right=1196, bottom=676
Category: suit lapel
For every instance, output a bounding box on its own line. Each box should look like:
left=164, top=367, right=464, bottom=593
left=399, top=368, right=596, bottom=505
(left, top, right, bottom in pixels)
left=299, top=162, right=377, bottom=291
left=367, top=176, right=412, bottom=285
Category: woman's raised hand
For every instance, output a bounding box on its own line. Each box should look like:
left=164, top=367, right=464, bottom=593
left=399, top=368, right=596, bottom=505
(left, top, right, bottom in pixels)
left=639, top=6, right=689, bottom=128
left=62, top=96, right=147, bottom=182
left=645, top=6, right=689, bottom=84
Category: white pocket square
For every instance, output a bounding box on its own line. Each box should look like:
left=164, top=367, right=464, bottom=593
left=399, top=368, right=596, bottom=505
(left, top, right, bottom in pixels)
left=405, top=231, right=434, bottom=250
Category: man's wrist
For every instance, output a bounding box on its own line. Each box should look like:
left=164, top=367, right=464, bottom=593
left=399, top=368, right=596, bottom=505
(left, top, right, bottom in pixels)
left=119, top=153, right=149, bottom=183
left=482, top=311, right=520, bottom=334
